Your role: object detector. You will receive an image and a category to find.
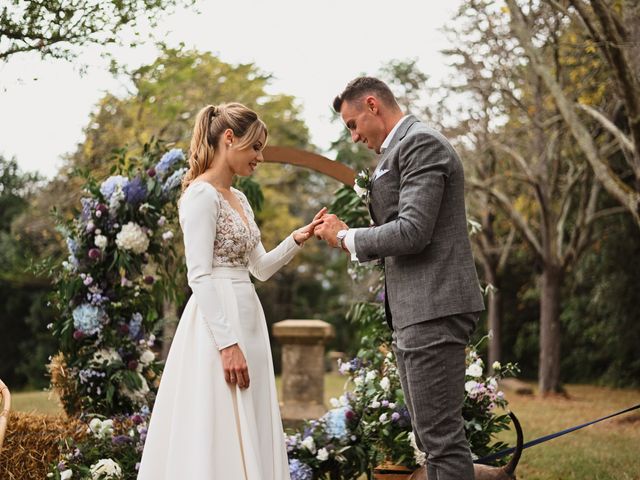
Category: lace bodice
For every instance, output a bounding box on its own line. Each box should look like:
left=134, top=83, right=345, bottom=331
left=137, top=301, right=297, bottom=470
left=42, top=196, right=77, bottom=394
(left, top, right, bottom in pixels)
left=213, top=187, right=261, bottom=267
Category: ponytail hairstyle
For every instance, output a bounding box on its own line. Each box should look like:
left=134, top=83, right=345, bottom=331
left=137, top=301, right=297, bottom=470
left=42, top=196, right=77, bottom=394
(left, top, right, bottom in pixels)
left=181, top=102, right=268, bottom=192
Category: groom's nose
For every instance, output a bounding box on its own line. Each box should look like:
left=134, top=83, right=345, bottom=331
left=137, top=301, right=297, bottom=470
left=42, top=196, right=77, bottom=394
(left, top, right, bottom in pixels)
left=351, top=130, right=361, bottom=143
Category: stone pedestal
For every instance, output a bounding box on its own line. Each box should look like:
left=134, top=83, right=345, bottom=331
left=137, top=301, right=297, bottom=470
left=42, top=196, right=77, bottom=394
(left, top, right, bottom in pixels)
left=272, top=319, right=334, bottom=427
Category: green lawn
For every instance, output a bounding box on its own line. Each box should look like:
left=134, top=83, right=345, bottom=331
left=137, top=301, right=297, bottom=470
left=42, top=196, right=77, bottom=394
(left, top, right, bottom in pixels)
left=10, top=377, right=640, bottom=479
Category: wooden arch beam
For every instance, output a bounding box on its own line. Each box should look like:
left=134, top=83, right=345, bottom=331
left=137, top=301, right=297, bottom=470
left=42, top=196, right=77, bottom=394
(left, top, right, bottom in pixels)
left=263, top=146, right=355, bottom=186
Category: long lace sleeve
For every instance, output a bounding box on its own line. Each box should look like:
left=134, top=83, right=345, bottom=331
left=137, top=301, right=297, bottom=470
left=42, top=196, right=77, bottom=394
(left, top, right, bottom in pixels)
left=179, top=183, right=238, bottom=350
left=248, top=235, right=302, bottom=281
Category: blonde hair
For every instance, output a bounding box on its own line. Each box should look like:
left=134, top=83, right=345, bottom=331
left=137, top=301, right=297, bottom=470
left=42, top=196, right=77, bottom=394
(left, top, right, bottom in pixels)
left=181, top=102, right=268, bottom=192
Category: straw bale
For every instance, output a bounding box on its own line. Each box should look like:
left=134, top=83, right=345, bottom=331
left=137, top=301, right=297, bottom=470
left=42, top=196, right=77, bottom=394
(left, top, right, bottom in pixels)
left=0, top=411, right=84, bottom=480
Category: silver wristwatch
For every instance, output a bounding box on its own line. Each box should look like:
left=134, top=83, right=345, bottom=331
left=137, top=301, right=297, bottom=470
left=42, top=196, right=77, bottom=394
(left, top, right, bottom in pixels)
left=336, top=229, right=348, bottom=250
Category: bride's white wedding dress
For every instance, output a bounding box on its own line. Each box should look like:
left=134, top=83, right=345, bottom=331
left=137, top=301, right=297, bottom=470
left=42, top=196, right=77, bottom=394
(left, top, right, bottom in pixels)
left=138, top=181, right=300, bottom=479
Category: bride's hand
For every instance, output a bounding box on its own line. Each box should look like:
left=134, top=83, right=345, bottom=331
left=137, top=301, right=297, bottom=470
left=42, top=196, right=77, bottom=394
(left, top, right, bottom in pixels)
left=220, top=344, right=250, bottom=389
left=293, top=207, right=327, bottom=245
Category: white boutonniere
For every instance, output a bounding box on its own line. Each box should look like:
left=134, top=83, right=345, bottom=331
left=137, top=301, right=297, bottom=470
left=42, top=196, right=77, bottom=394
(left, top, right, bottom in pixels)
left=354, top=168, right=371, bottom=205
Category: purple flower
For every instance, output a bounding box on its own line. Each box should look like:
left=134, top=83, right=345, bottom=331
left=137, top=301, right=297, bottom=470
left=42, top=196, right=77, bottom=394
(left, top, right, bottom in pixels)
left=88, top=248, right=101, bottom=260
left=391, top=412, right=401, bottom=422
left=376, top=289, right=386, bottom=303
left=112, top=435, right=131, bottom=445
left=143, top=275, right=155, bottom=285
left=146, top=167, right=156, bottom=177
left=124, top=176, right=148, bottom=205
left=289, top=459, right=313, bottom=480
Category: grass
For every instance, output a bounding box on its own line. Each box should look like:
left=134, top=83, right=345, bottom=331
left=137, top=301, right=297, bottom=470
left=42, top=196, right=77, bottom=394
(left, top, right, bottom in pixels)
left=9, top=377, right=640, bottom=479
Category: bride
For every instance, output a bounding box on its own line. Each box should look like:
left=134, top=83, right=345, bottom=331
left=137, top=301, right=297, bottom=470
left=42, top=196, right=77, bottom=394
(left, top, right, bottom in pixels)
left=138, top=102, right=324, bottom=479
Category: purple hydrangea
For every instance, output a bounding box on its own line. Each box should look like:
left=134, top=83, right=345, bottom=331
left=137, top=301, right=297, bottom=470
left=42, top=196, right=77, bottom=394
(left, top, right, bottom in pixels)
left=289, top=459, right=313, bottom=480
left=81, top=197, right=98, bottom=222
left=155, top=149, right=185, bottom=178
left=124, top=176, right=148, bottom=205
left=100, top=175, right=129, bottom=201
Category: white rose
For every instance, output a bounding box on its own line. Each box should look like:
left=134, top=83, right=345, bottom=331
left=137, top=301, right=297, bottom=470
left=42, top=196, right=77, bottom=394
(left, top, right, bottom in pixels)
left=61, top=469, right=73, bottom=480
left=465, top=380, right=479, bottom=394
left=301, top=435, right=316, bottom=453
left=316, top=447, right=329, bottom=462
left=380, top=376, right=391, bottom=391
left=466, top=362, right=483, bottom=378
left=365, top=370, right=377, bottom=383
left=140, top=350, right=155, bottom=365
left=370, top=400, right=381, bottom=409
left=354, top=184, right=368, bottom=199
left=94, top=234, right=108, bottom=249
left=162, top=230, right=174, bottom=241
left=379, top=413, right=388, bottom=423
left=492, top=361, right=502, bottom=370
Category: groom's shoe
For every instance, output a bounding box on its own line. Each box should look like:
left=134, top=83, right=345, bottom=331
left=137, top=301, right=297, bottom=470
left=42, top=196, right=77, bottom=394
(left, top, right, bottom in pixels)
left=408, top=412, right=523, bottom=480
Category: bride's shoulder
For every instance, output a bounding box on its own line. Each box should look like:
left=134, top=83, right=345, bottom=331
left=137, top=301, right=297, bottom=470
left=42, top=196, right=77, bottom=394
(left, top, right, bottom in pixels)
left=179, top=181, right=220, bottom=209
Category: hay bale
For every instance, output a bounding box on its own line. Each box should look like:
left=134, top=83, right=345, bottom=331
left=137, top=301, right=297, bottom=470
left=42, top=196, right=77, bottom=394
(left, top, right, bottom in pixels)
left=0, top=411, right=84, bottom=480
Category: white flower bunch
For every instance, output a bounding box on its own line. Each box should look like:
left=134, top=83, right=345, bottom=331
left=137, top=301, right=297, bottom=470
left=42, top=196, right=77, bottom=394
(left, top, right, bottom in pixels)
left=120, top=372, right=150, bottom=404
left=94, top=234, right=108, bottom=250
left=115, top=222, right=149, bottom=254
left=89, top=458, right=122, bottom=479
left=88, top=418, right=114, bottom=439
left=139, top=349, right=155, bottom=366
left=354, top=169, right=371, bottom=202
left=91, top=349, right=121, bottom=367
left=301, top=435, right=316, bottom=453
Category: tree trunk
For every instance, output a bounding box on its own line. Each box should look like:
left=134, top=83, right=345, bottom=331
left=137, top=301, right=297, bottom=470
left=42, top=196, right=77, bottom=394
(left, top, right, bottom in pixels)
left=538, top=264, right=564, bottom=395
left=487, top=281, right=502, bottom=371
left=161, top=300, right=179, bottom=361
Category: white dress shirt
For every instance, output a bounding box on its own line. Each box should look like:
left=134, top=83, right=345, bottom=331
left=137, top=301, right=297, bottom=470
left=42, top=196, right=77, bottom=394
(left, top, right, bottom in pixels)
left=343, top=115, right=410, bottom=262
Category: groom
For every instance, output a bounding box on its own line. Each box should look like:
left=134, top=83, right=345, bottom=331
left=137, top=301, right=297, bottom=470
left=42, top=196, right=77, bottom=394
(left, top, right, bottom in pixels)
left=315, top=77, right=484, bottom=480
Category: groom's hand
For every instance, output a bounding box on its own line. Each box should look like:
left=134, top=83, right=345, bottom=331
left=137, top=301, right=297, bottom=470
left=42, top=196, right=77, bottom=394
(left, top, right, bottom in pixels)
left=315, top=214, right=348, bottom=248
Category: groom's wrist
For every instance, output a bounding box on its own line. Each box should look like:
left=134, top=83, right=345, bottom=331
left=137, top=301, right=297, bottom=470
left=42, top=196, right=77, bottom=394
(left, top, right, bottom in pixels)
left=336, top=229, right=349, bottom=251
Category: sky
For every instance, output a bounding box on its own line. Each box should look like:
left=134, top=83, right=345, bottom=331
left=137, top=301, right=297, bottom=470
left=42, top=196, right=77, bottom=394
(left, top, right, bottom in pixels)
left=0, top=0, right=462, bottom=179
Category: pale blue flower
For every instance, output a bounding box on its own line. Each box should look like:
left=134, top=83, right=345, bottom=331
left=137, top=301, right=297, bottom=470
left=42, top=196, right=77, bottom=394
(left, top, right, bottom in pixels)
left=100, top=175, right=129, bottom=201
left=162, top=168, right=187, bottom=195
left=72, top=303, right=107, bottom=336
left=129, top=312, right=143, bottom=339
left=155, top=149, right=185, bottom=178
left=323, top=406, right=349, bottom=439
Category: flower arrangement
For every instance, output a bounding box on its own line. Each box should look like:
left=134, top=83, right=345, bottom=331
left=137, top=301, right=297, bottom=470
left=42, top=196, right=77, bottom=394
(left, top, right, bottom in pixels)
left=48, top=143, right=186, bottom=417
left=285, top=311, right=519, bottom=478
left=48, top=407, right=151, bottom=479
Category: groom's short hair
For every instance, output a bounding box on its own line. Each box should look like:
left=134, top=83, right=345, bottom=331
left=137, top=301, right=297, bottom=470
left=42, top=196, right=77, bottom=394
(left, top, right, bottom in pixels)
left=333, top=77, right=398, bottom=113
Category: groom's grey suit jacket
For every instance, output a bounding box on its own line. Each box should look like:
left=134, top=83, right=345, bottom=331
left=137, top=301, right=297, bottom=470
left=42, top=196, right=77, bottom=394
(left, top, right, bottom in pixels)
left=354, top=115, right=485, bottom=329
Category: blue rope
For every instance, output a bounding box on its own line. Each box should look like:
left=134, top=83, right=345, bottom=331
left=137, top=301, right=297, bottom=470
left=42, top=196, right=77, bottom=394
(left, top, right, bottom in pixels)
left=475, top=402, right=640, bottom=465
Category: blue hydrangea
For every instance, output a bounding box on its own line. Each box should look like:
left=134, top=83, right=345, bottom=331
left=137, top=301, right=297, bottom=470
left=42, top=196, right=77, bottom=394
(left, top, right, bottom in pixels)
left=72, top=304, right=107, bottom=336
left=323, top=407, right=349, bottom=439
left=161, top=167, right=187, bottom=195
left=289, top=459, right=313, bottom=480
left=129, top=312, right=143, bottom=339
left=155, top=149, right=185, bottom=178
left=100, top=175, right=129, bottom=201
left=66, top=237, right=79, bottom=256
left=124, top=176, right=148, bottom=205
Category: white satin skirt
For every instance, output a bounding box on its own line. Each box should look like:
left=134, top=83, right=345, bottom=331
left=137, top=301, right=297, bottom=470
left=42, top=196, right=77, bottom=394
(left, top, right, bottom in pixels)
left=138, top=267, right=290, bottom=480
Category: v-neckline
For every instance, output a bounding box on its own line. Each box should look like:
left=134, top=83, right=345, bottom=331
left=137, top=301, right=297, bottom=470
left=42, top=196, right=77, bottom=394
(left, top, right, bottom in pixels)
left=218, top=189, right=251, bottom=231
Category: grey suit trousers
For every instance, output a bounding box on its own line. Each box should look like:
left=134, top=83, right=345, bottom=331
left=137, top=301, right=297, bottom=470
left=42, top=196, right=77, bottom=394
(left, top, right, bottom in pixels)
left=392, top=313, right=478, bottom=480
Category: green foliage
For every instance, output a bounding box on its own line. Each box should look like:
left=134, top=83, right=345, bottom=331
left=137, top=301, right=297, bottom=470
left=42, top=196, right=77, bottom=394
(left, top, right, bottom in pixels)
left=0, top=0, right=194, bottom=61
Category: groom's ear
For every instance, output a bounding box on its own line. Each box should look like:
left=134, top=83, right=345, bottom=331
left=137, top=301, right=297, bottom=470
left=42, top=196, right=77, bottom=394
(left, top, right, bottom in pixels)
left=365, top=96, right=381, bottom=116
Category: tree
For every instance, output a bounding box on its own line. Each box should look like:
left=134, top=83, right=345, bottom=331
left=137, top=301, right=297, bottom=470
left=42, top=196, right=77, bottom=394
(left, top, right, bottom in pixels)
left=506, top=0, right=640, bottom=226
left=0, top=0, right=193, bottom=61
left=444, top=0, right=627, bottom=394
